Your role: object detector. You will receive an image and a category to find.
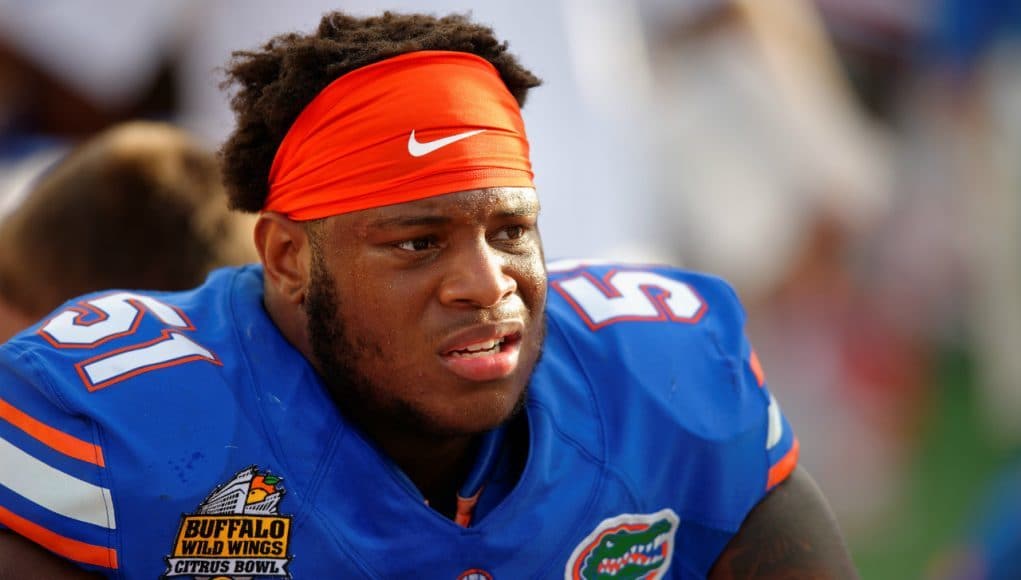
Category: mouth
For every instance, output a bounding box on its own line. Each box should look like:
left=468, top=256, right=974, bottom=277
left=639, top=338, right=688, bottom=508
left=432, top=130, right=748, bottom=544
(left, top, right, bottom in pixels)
left=439, top=326, right=524, bottom=382
left=445, top=333, right=520, bottom=357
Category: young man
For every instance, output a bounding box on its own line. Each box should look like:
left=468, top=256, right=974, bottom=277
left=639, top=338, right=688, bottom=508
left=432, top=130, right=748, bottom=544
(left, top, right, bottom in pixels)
left=0, top=12, right=856, bottom=579
left=0, top=121, right=255, bottom=342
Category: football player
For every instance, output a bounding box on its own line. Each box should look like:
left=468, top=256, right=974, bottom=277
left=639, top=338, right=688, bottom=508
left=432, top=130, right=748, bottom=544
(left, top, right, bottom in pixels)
left=0, top=12, right=855, bottom=579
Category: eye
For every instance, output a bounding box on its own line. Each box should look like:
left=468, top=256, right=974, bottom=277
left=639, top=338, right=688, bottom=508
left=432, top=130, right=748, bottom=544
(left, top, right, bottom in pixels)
left=395, top=236, right=439, bottom=252
left=492, top=225, right=526, bottom=241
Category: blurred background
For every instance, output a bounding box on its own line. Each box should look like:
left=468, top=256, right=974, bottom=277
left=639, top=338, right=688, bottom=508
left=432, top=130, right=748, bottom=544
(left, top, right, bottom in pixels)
left=0, top=1, right=1018, bottom=577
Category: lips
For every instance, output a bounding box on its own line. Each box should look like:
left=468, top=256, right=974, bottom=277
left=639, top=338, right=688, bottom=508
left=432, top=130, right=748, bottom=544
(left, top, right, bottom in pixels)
left=438, top=322, right=524, bottom=382
left=446, top=336, right=507, bottom=358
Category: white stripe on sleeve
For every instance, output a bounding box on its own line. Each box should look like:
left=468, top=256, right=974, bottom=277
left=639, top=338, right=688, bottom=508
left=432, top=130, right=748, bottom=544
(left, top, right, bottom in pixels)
left=766, top=393, right=783, bottom=450
left=0, top=438, right=116, bottom=529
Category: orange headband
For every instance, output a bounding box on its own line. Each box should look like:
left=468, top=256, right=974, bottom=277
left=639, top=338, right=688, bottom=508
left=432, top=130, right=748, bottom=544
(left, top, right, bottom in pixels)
left=265, top=51, right=534, bottom=220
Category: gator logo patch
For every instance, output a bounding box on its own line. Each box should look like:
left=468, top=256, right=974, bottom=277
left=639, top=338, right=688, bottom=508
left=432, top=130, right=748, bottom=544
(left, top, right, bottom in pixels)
left=565, top=509, right=679, bottom=579
left=162, top=466, right=293, bottom=579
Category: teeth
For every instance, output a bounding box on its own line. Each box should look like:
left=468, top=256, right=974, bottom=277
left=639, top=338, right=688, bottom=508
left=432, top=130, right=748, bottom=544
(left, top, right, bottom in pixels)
left=465, top=338, right=499, bottom=352
left=449, top=337, right=504, bottom=357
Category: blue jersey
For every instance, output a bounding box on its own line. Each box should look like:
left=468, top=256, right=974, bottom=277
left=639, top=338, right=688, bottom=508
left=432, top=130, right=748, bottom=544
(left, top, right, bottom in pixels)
left=0, top=261, right=797, bottom=579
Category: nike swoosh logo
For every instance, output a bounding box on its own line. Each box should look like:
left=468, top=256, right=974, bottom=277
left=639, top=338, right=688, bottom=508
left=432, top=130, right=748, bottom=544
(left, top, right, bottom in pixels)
left=407, top=129, right=486, bottom=157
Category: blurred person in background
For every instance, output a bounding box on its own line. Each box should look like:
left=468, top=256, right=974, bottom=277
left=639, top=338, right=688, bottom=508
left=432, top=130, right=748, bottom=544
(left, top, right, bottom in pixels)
left=637, top=0, right=1021, bottom=576
left=0, top=121, right=255, bottom=342
left=639, top=0, right=910, bottom=541
left=804, top=0, right=1021, bottom=576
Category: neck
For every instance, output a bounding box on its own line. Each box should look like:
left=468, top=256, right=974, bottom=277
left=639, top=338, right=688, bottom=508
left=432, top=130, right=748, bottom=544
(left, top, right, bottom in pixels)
left=369, top=425, right=479, bottom=517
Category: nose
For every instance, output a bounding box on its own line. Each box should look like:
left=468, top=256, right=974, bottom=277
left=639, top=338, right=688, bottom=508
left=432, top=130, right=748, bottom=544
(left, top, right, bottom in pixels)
left=439, top=240, right=516, bottom=309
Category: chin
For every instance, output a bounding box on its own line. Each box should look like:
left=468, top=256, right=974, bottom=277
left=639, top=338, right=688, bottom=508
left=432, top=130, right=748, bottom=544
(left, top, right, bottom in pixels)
left=427, top=382, right=529, bottom=437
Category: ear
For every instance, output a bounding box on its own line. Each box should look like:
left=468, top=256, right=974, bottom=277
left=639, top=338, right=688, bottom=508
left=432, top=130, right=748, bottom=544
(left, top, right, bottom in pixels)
left=254, top=212, right=311, bottom=305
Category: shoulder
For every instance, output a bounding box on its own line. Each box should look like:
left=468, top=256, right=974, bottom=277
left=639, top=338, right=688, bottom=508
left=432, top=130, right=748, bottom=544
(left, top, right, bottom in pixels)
left=540, top=260, right=798, bottom=530
left=545, top=259, right=749, bottom=366
left=0, top=265, right=266, bottom=444
left=4, top=265, right=254, bottom=394
left=544, top=260, right=762, bottom=438
left=546, top=258, right=742, bottom=322
left=0, top=265, right=260, bottom=574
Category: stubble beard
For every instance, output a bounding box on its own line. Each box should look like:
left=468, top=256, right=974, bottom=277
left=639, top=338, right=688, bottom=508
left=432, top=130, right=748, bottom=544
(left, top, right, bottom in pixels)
left=303, top=249, right=540, bottom=440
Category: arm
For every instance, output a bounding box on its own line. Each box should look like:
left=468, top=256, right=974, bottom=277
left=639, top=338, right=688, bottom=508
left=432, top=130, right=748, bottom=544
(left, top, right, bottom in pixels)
left=0, top=531, right=103, bottom=580
left=709, top=466, right=858, bottom=579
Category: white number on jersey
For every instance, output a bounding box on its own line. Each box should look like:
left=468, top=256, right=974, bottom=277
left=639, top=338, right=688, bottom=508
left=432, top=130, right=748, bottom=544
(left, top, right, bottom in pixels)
left=40, top=292, right=218, bottom=391
left=552, top=269, right=705, bottom=330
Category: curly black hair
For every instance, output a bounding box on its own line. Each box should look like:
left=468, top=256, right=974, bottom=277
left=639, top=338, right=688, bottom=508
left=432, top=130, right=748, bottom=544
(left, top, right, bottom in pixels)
left=219, top=11, right=542, bottom=213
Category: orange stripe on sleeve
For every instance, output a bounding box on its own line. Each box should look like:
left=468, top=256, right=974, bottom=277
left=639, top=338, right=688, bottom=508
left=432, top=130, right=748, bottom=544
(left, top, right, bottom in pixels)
left=767, top=437, right=799, bottom=490
left=0, top=397, right=105, bottom=467
left=749, top=350, right=766, bottom=387
left=0, top=505, right=118, bottom=569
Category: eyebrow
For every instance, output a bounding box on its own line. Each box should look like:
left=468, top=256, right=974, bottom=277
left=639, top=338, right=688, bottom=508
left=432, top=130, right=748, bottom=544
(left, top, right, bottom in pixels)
left=366, top=215, right=451, bottom=229
left=366, top=203, right=539, bottom=229
left=495, top=204, right=539, bottom=218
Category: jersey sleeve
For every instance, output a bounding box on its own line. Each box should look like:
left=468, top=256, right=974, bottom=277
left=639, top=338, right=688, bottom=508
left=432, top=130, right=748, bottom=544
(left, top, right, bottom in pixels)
left=0, top=340, right=119, bottom=575
left=676, top=269, right=800, bottom=500
left=731, top=298, right=800, bottom=493
left=706, top=279, right=800, bottom=492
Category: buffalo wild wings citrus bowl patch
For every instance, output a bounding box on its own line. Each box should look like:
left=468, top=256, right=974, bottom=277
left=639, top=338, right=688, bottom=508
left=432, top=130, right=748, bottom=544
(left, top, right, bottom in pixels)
left=163, top=466, right=293, bottom=579
left=565, top=509, right=679, bottom=579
